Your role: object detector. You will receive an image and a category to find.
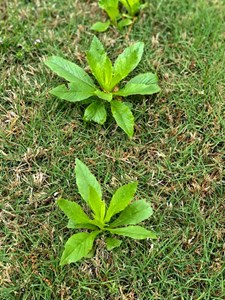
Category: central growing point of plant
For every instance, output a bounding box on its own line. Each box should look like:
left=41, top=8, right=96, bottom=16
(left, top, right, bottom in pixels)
left=45, top=36, right=160, bottom=137
left=57, top=159, right=157, bottom=265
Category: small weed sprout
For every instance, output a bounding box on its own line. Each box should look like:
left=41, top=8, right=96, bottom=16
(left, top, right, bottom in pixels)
left=57, top=159, right=157, bottom=265
left=91, top=0, right=147, bottom=32
left=44, top=36, right=160, bottom=137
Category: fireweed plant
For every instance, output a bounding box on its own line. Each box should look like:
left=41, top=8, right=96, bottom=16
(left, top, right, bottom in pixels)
left=45, top=36, right=160, bottom=137
left=91, top=0, right=147, bottom=32
left=57, top=159, right=157, bottom=265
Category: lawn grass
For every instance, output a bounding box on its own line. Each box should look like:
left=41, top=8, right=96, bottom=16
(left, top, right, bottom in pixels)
left=1, top=0, right=225, bottom=299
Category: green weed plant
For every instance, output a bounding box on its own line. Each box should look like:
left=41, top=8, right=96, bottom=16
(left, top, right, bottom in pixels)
left=91, top=0, right=146, bottom=32
left=58, top=159, right=157, bottom=265
left=45, top=36, right=160, bottom=137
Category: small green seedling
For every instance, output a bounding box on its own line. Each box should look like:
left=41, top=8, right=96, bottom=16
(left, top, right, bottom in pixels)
left=120, top=0, right=143, bottom=16
left=44, top=36, right=160, bottom=137
left=91, top=0, right=146, bottom=32
left=57, top=159, right=157, bottom=265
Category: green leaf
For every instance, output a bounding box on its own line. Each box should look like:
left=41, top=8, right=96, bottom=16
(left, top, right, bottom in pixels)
left=91, top=21, right=111, bottom=32
left=87, top=36, right=113, bottom=91
left=110, top=42, right=144, bottom=89
left=111, top=100, right=134, bottom=137
left=67, top=219, right=76, bottom=228
left=99, top=0, right=120, bottom=21
left=85, top=247, right=95, bottom=258
left=83, top=101, right=107, bottom=125
left=127, top=72, right=159, bottom=85
left=44, top=56, right=95, bottom=87
left=60, top=231, right=99, bottom=265
left=75, top=159, right=102, bottom=204
left=120, top=0, right=141, bottom=16
left=50, top=83, right=95, bottom=102
left=105, top=182, right=138, bottom=223
left=88, top=186, right=106, bottom=222
left=115, top=73, right=161, bottom=97
left=105, top=237, right=122, bottom=250
left=117, top=18, right=133, bottom=29
left=108, top=226, right=157, bottom=239
left=67, top=220, right=98, bottom=230
left=57, top=199, right=92, bottom=225
left=110, top=200, right=153, bottom=228
left=94, top=90, right=113, bottom=102
left=115, top=84, right=160, bottom=97
left=123, top=101, right=133, bottom=109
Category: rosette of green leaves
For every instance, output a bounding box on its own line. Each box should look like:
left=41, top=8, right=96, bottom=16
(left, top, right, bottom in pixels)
left=91, top=0, right=146, bottom=32
left=57, top=158, right=157, bottom=265
left=91, top=0, right=131, bottom=32
left=44, top=36, right=160, bottom=137
left=120, top=0, right=144, bottom=16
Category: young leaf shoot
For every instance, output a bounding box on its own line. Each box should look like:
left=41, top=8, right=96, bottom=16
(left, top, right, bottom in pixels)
left=92, top=0, right=146, bottom=32
left=57, top=159, right=157, bottom=265
left=45, top=36, right=160, bottom=137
